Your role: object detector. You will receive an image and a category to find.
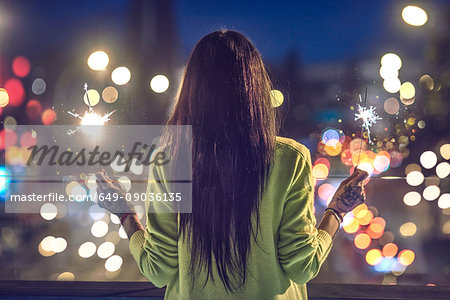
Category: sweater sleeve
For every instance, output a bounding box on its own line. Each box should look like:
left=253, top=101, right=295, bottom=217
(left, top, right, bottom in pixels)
left=277, top=148, right=333, bottom=285
left=129, top=164, right=178, bottom=288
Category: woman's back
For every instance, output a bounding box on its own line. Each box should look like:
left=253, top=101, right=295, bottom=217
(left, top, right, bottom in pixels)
left=129, top=137, right=333, bottom=300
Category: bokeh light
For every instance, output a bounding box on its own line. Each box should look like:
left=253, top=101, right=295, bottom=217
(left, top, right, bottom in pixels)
left=40, top=203, right=58, bottom=221
left=382, top=243, right=398, bottom=258
left=419, top=74, right=434, bottom=91
left=57, top=272, right=75, bottom=281
left=379, top=66, right=398, bottom=80
left=406, top=171, right=424, bottom=186
left=32, top=78, right=46, bottom=95
left=270, top=89, right=284, bottom=107
left=42, top=108, right=56, bottom=125
left=436, top=162, right=450, bottom=178
left=111, top=67, right=131, bottom=85
left=0, top=88, right=10, bottom=107
left=439, top=144, right=450, bottom=160
left=402, top=5, right=428, bottom=27
left=97, top=241, right=115, bottom=259
left=420, top=151, right=437, bottom=169
left=26, top=100, right=43, bottom=120
left=437, top=194, right=450, bottom=210
left=317, top=183, right=335, bottom=204
left=91, top=220, right=108, bottom=238
left=150, top=74, right=170, bottom=93
left=366, top=249, right=383, bottom=266
left=381, top=53, right=402, bottom=70
left=87, top=51, right=109, bottom=70
left=399, top=82, right=415, bottom=101
left=398, top=249, right=415, bottom=266
left=354, top=232, right=371, bottom=249
left=105, top=255, right=123, bottom=272
left=78, top=242, right=97, bottom=258
left=383, top=78, right=401, bottom=94
left=312, top=163, right=329, bottom=180
left=102, top=86, right=119, bottom=103
left=83, top=89, right=100, bottom=107
left=5, top=78, right=25, bottom=107
left=367, top=217, right=385, bottom=239
left=403, top=191, right=421, bottom=206
left=383, top=97, right=400, bottom=115
left=423, top=185, right=440, bottom=201
left=399, top=222, right=417, bottom=237
left=12, top=56, right=31, bottom=77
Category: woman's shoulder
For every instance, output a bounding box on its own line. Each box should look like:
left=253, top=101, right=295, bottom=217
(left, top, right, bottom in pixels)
left=275, top=136, right=311, bottom=160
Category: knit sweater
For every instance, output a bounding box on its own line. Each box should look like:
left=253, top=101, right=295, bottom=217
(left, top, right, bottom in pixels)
left=129, top=136, right=333, bottom=299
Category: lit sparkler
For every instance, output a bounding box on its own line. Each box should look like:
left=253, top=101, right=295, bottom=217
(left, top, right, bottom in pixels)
left=67, top=83, right=115, bottom=136
left=354, top=93, right=381, bottom=144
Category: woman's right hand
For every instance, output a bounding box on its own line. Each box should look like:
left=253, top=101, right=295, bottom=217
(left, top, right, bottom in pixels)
left=327, top=168, right=369, bottom=217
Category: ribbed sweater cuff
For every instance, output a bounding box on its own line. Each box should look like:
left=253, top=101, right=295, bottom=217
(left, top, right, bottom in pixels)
left=129, top=229, right=146, bottom=261
left=317, top=229, right=333, bottom=253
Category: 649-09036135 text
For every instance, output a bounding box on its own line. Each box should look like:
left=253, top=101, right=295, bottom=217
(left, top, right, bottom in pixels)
left=8, top=192, right=183, bottom=203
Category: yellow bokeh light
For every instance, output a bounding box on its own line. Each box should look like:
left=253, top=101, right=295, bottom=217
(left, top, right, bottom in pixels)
left=399, top=82, right=415, bottom=100
left=366, top=249, right=383, bottom=266
left=442, top=220, right=450, bottom=234
left=383, top=78, right=401, bottom=93
left=324, top=143, right=342, bottom=156
left=399, top=222, right=417, bottom=237
left=83, top=89, right=100, bottom=107
left=270, top=89, right=284, bottom=107
left=150, top=75, right=170, bottom=93
left=343, top=218, right=360, bottom=234
left=87, top=51, right=109, bottom=71
left=381, top=53, right=402, bottom=70
left=0, top=88, right=9, bottom=107
left=312, top=163, right=329, bottom=179
left=57, top=272, right=75, bottom=281
left=402, top=5, right=428, bottom=27
left=398, top=249, right=415, bottom=266
left=111, top=67, right=131, bottom=85
left=440, top=144, right=450, bottom=160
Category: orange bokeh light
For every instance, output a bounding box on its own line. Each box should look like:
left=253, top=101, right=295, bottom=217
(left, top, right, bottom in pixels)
left=382, top=243, right=398, bottom=258
left=354, top=232, right=371, bottom=249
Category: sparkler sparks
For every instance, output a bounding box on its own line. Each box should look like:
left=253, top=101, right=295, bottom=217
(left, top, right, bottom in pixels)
left=67, top=83, right=115, bottom=136
left=354, top=94, right=382, bottom=144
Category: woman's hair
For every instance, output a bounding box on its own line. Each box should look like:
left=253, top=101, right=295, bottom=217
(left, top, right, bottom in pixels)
left=166, top=29, right=278, bottom=293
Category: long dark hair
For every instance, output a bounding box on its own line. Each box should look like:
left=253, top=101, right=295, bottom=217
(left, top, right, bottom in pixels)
left=166, top=29, right=278, bottom=293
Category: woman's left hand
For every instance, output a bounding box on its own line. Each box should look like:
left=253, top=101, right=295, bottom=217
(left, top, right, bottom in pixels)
left=95, top=171, right=134, bottom=215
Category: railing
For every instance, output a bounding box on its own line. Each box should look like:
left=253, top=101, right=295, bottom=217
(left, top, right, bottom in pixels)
left=0, top=281, right=449, bottom=299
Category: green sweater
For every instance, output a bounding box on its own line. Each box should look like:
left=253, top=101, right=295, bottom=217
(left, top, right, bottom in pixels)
left=129, top=136, right=333, bottom=299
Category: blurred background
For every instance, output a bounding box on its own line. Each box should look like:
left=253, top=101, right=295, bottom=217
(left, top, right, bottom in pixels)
left=0, top=0, right=449, bottom=286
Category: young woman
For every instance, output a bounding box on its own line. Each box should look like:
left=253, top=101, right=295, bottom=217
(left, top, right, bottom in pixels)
left=96, top=30, right=368, bottom=300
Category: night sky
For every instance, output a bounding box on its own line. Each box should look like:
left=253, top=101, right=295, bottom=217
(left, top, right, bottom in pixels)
left=1, top=0, right=406, bottom=64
